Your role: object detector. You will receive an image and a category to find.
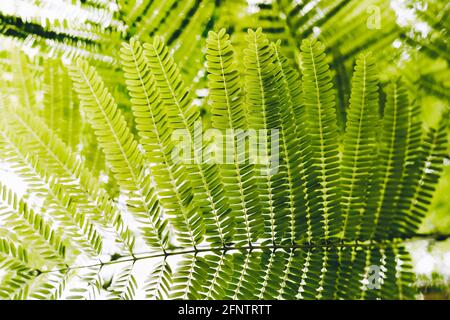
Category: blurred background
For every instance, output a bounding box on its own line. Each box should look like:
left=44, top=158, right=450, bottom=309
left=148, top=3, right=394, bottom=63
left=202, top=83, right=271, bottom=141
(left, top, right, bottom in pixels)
left=0, top=0, right=449, bottom=299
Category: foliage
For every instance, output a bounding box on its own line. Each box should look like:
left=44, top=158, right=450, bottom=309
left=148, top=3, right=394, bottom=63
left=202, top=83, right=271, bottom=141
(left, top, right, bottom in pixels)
left=0, top=0, right=449, bottom=300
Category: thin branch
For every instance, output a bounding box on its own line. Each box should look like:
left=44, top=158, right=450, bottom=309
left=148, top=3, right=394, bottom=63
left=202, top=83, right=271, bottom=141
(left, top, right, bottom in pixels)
left=40, top=239, right=406, bottom=275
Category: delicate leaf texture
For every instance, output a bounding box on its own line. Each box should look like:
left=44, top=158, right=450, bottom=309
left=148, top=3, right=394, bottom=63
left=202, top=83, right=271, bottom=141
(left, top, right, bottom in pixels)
left=201, top=253, right=233, bottom=300
left=157, top=245, right=415, bottom=300
left=271, top=42, right=310, bottom=243
left=341, top=53, right=379, bottom=240
left=42, top=58, right=80, bottom=149
left=143, top=36, right=228, bottom=246
left=0, top=183, right=66, bottom=264
left=120, top=38, right=202, bottom=246
left=144, top=258, right=173, bottom=300
left=206, top=29, right=245, bottom=131
left=0, top=27, right=447, bottom=300
left=68, top=59, right=169, bottom=249
left=9, top=51, right=37, bottom=111
left=0, top=238, right=29, bottom=270
left=300, top=38, right=342, bottom=241
left=0, top=238, right=35, bottom=298
left=65, top=265, right=103, bottom=300
left=388, top=99, right=423, bottom=237
left=363, top=79, right=414, bottom=240
left=0, top=133, right=102, bottom=257
left=206, top=29, right=257, bottom=245
left=0, top=106, right=135, bottom=255
left=170, top=254, right=207, bottom=300
left=371, top=80, right=411, bottom=239
left=394, top=112, right=448, bottom=236
left=244, top=28, right=287, bottom=243
left=108, top=262, right=138, bottom=300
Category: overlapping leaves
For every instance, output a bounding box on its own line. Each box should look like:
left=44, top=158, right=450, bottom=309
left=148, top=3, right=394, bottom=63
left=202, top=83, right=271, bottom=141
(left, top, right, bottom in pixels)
left=0, top=28, right=448, bottom=300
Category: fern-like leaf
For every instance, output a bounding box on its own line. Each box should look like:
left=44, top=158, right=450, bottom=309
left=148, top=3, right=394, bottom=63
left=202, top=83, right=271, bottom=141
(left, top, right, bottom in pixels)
left=120, top=38, right=202, bottom=246
left=364, top=79, right=410, bottom=240
left=300, top=38, right=342, bottom=241
left=206, top=29, right=259, bottom=245
left=395, top=111, right=449, bottom=236
left=341, top=52, right=379, bottom=240
left=69, top=59, right=168, bottom=249
left=144, top=258, right=173, bottom=299
left=144, top=36, right=228, bottom=245
left=244, top=28, right=287, bottom=243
